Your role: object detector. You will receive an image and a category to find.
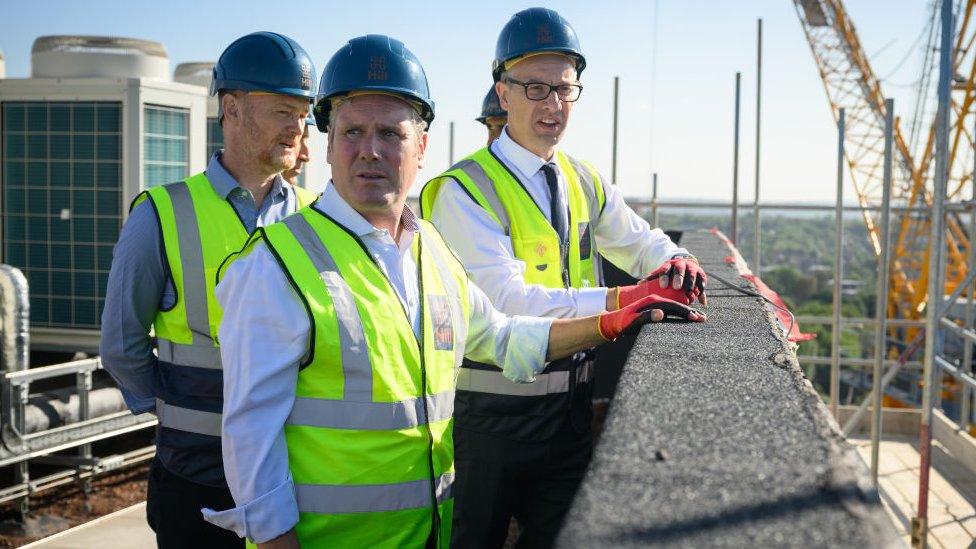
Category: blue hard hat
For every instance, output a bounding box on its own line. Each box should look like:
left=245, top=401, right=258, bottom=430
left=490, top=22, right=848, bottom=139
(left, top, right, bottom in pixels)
left=476, top=85, right=506, bottom=124
left=211, top=31, right=316, bottom=100
left=314, top=35, right=435, bottom=131
left=492, top=8, right=586, bottom=82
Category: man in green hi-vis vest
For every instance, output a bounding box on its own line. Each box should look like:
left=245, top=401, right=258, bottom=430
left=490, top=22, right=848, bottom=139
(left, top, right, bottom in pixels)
left=100, top=32, right=318, bottom=549
left=421, top=8, right=710, bottom=548
left=203, top=34, right=704, bottom=549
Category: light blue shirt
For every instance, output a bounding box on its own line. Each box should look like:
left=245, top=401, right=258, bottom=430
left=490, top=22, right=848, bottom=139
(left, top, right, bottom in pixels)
left=99, top=151, right=308, bottom=414
left=203, top=182, right=553, bottom=542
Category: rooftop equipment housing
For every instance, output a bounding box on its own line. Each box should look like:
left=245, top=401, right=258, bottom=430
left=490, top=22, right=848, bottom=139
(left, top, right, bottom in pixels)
left=0, top=35, right=207, bottom=352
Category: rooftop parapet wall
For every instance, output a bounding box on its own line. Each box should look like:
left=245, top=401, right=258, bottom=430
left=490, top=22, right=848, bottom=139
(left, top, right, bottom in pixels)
left=558, top=229, right=899, bottom=548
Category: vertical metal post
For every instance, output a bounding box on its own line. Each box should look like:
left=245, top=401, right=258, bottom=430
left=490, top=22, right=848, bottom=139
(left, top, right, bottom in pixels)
left=15, top=383, right=29, bottom=518
left=831, top=108, right=846, bottom=419
left=962, top=115, right=976, bottom=432
left=448, top=121, right=455, bottom=167
left=914, top=1, right=953, bottom=545
left=651, top=172, right=659, bottom=229
left=871, top=99, right=895, bottom=484
left=612, top=76, right=620, bottom=184
left=732, top=72, right=741, bottom=244
left=753, top=18, right=763, bottom=272
left=78, top=370, right=93, bottom=496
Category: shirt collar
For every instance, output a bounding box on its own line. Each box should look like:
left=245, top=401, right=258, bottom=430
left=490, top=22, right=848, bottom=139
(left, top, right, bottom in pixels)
left=314, top=181, right=419, bottom=238
left=491, top=126, right=558, bottom=181
left=206, top=150, right=289, bottom=201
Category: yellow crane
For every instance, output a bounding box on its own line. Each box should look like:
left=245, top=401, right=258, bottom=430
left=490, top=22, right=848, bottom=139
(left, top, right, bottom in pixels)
left=793, top=0, right=976, bottom=342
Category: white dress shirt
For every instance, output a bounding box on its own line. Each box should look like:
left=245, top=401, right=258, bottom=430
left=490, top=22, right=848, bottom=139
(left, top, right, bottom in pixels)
left=429, top=127, right=688, bottom=318
left=202, top=182, right=553, bottom=543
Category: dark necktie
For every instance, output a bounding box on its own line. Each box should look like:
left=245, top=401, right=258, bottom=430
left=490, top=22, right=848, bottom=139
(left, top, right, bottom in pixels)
left=540, top=163, right=568, bottom=244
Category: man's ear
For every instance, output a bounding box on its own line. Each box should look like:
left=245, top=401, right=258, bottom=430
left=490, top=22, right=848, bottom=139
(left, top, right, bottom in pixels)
left=417, top=131, right=429, bottom=169
left=222, top=92, right=242, bottom=125
left=495, top=80, right=510, bottom=110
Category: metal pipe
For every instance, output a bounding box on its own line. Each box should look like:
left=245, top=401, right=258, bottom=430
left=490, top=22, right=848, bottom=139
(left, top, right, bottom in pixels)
left=651, top=172, right=659, bottom=228
left=448, top=121, right=455, bottom=167
left=622, top=200, right=972, bottom=213
left=732, top=72, right=741, bottom=244
left=799, top=355, right=923, bottom=369
left=795, top=315, right=925, bottom=327
left=870, top=98, right=895, bottom=484
left=754, top=18, right=763, bottom=273
left=612, top=76, right=620, bottom=184
left=961, top=114, right=976, bottom=432
left=831, top=108, right=845, bottom=420
left=914, top=2, right=953, bottom=545
left=0, top=264, right=30, bottom=373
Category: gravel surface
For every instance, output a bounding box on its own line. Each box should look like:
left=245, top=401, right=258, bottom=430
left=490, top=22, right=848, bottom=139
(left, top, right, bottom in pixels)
left=0, top=464, right=148, bottom=548
left=557, top=230, right=899, bottom=548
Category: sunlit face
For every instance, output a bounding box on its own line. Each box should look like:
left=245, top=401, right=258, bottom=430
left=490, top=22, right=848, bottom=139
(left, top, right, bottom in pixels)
left=326, top=94, right=427, bottom=216
left=224, top=92, right=309, bottom=173
left=484, top=116, right=507, bottom=145
left=496, top=54, right=578, bottom=156
left=283, top=125, right=311, bottom=185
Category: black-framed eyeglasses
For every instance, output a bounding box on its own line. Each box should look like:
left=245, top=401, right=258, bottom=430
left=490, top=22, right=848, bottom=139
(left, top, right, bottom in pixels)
left=504, top=77, right=583, bottom=102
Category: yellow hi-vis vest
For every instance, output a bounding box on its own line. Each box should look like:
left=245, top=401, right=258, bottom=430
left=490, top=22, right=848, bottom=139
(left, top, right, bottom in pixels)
left=420, top=147, right=607, bottom=290
left=132, top=173, right=315, bottom=438
left=227, top=207, right=471, bottom=548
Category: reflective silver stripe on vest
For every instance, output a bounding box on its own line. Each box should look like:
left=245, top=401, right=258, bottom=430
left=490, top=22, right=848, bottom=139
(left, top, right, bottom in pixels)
left=155, top=398, right=221, bottom=436
left=564, top=156, right=604, bottom=225
left=160, top=181, right=220, bottom=365
left=577, top=360, right=594, bottom=383
left=156, top=340, right=222, bottom=369
left=282, top=214, right=373, bottom=400
left=457, top=366, right=592, bottom=396
left=287, top=390, right=454, bottom=430
left=296, top=472, right=454, bottom=515
left=455, top=159, right=511, bottom=234
left=416, top=224, right=468, bottom=370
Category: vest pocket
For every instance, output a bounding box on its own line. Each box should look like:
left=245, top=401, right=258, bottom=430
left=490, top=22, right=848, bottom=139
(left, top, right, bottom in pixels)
left=511, top=236, right=559, bottom=283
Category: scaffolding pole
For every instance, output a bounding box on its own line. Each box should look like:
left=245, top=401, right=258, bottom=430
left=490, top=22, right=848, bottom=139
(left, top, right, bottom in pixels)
left=732, top=71, right=741, bottom=244
left=830, top=108, right=845, bottom=420
left=870, top=98, right=894, bottom=484
left=913, top=0, right=953, bottom=545
left=753, top=18, right=763, bottom=272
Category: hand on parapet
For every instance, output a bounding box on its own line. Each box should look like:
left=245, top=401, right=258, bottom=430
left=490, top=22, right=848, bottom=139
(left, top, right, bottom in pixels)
left=598, top=293, right=706, bottom=341
left=615, top=278, right=694, bottom=311
left=644, top=256, right=707, bottom=306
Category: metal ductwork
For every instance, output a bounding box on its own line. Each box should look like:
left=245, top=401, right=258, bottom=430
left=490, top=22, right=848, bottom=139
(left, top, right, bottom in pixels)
left=0, top=265, right=29, bottom=374
left=31, top=35, right=169, bottom=79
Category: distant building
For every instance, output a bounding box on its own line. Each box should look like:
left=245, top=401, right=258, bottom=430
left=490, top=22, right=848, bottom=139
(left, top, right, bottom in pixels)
left=0, top=36, right=207, bottom=351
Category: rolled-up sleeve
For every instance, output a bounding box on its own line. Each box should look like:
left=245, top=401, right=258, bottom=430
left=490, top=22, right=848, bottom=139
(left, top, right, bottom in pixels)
left=201, top=243, right=308, bottom=543
left=462, top=281, right=553, bottom=383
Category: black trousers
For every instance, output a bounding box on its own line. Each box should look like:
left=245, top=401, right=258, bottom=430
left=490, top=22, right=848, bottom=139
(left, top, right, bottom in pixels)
left=450, top=420, right=593, bottom=549
left=146, top=458, right=243, bottom=549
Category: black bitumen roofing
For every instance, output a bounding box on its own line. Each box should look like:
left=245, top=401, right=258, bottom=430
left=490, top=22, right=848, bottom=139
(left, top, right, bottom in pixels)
left=557, top=229, right=899, bottom=548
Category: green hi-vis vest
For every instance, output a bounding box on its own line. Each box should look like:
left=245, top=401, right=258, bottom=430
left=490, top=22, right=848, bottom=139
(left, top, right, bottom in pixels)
left=228, top=207, right=471, bottom=548
left=420, top=147, right=607, bottom=290
left=131, top=173, right=315, bottom=438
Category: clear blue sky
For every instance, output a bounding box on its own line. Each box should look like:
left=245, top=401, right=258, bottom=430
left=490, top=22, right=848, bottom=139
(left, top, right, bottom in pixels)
left=0, top=1, right=929, bottom=202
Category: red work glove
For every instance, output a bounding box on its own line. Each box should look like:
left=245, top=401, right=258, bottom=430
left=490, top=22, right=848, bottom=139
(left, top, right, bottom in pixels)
left=598, top=293, right=707, bottom=341
left=645, top=256, right=707, bottom=305
left=617, top=278, right=693, bottom=310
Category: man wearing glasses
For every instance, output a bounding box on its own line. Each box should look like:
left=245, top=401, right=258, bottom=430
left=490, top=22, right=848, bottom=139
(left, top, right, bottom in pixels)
left=421, top=8, right=707, bottom=548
